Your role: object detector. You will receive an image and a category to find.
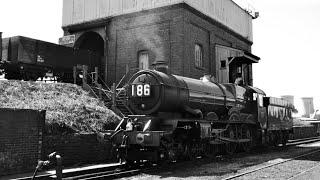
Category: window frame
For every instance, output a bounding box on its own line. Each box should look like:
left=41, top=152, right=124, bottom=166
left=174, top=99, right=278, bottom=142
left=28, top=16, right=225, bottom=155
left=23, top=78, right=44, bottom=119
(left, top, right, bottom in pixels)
left=194, top=43, right=204, bottom=69
left=220, top=60, right=227, bottom=69
left=138, top=50, right=149, bottom=70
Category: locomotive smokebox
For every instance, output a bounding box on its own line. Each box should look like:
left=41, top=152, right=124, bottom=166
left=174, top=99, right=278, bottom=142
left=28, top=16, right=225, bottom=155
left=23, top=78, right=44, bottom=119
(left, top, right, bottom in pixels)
left=152, top=60, right=169, bottom=74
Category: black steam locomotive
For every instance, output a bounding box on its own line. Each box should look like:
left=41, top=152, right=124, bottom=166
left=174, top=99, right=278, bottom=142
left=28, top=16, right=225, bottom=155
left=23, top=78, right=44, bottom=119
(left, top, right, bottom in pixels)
left=0, top=36, right=100, bottom=82
left=105, top=69, right=294, bottom=164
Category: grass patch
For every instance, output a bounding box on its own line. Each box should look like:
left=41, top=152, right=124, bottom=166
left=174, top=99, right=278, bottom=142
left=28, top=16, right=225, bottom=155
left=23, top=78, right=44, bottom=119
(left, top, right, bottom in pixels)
left=0, top=80, right=120, bottom=134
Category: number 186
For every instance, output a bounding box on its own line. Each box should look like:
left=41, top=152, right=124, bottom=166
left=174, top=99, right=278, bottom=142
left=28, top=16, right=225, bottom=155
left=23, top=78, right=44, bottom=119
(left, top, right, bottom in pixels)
left=132, top=84, right=150, bottom=97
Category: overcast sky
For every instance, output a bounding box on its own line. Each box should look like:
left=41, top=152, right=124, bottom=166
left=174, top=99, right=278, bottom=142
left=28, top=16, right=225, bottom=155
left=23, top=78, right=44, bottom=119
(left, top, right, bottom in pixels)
left=1, top=0, right=320, bottom=114
left=252, top=0, right=320, bottom=114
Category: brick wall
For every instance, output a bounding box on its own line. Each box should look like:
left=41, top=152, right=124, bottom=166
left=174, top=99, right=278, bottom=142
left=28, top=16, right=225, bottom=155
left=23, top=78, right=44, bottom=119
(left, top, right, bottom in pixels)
left=107, top=4, right=252, bottom=84
left=106, top=5, right=183, bottom=84
left=43, top=133, right=112, bottom=166
left=65, top=4, right=252, bottom=85
left=0, top=109, right=45, bottom=176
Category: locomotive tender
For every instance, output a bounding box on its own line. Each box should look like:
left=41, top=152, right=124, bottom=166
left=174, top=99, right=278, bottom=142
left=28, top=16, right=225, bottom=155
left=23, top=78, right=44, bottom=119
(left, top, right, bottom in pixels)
left=106, top=69, right=294, bottom=163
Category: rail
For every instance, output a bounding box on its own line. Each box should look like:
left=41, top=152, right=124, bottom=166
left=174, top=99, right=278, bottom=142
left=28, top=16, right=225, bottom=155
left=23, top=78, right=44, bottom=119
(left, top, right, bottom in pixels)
left=222, top=147, right=320, bottom=180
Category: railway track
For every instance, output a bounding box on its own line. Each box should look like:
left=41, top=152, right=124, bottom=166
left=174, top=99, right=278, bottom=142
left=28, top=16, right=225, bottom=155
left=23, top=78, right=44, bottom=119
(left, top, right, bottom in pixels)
left=14, top=137, right=320, bottom=180
left=14, top=164, right=126, bottom=180
left=287, top=136, right=320, bottom=146
left=286, top=162, right=320, bottom=180
left=222, top=137, right=320, bottom=180
left=61, top=168, right=142, bottom=180
left=14, top=163, right=154, bottom=180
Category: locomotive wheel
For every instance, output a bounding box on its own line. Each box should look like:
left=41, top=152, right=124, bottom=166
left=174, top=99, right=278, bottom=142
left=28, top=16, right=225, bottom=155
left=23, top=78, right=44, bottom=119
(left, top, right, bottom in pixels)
left=203, top=143, right=216, bottom=158
left=268, top=132, right=278, bottom=147
left=229, top=113, right=240, bottom=122
left=225, top=126, right=237, bottom=155
left=241, top=125, right=253, bottom=152
left=282, top=132, right=288, bottom=146
left=185, top=144, right=196, bottom=160
left=167, top=148, right=177, bottom=162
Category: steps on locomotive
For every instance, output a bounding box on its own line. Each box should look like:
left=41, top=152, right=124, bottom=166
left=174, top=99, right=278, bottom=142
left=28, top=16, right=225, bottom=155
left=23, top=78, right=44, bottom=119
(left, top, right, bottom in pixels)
left=85, top=81, right=133, bottom=117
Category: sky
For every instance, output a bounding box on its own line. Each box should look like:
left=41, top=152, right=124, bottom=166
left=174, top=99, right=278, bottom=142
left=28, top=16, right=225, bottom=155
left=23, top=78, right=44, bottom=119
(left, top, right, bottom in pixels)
left=1, top=0, right=320, bottom=115
left=251, top=0, right=320, bottom=114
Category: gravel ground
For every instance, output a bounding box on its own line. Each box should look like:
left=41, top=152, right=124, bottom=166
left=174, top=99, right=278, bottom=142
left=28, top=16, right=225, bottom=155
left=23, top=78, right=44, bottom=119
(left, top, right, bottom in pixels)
left=235, top=151, right=320, bottom=180
left=118, top=142, right=320, bottom=180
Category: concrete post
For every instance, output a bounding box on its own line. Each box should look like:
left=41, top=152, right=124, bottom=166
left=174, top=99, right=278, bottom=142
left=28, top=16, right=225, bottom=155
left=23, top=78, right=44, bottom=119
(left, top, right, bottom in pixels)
left=82, top=65, right=88, bottom=85
left=95, top=67, right=99, bottom=83
left=73, top=66, right=77, bottom=84
left=56, top=155, right=62, bottom=180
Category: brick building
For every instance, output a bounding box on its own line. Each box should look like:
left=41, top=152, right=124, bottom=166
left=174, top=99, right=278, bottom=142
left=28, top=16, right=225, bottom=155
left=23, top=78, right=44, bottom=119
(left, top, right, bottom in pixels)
left=61, top=0, right=260, bottom=86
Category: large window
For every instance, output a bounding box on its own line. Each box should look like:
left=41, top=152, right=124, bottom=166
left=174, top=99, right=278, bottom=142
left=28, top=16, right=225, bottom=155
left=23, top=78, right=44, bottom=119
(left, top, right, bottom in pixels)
left=138, top=51, right=149, bottom=70
left=195, top=44, right=203, bottom=68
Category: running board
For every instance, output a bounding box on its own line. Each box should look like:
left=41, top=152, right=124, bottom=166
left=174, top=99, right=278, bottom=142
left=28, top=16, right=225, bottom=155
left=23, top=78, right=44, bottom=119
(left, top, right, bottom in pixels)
left=210, top=137, right=251, bottom=144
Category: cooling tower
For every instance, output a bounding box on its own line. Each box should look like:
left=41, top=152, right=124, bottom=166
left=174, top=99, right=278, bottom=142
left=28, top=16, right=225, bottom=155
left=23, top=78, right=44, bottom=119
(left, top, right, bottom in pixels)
left=301, top=97, right=315, bottom=118
left=281, top=95, right=294, bottom=105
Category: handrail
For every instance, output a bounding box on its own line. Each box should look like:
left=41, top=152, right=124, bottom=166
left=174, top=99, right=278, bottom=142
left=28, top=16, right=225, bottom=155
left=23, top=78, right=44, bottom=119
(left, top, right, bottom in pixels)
left=87, top=71, right=111, bottom=91
left=91, top=86, right=112, bottom=100
left=116, top=68, right=140, bottom=89
left=83, top=83, right=99, bottom=99
left=116, top=87, right=127, bottom=98
left=97, top=74, right=111, bottom=91
left=84, top=69, right=136, bottom=117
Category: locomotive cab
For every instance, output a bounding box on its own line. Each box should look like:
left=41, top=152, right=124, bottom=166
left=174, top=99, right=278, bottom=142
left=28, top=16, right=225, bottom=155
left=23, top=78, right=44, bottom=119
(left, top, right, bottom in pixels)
left=241, top=86, right=268, bottom=128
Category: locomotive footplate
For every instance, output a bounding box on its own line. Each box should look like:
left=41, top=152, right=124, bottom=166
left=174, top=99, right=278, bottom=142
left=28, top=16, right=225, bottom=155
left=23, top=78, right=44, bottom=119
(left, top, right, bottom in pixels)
left=218, top=137, right=251, bottom=143
left=118, top=146, right=161, bottom=163
left=107, top=130, right=165, bottom=146
left=210, top=125, right=252, bottom=144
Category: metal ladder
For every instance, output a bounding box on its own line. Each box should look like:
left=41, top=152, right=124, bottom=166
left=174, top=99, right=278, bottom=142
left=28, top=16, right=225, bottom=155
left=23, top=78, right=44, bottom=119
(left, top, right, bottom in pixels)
left=82, top=67, right=138, bottom=118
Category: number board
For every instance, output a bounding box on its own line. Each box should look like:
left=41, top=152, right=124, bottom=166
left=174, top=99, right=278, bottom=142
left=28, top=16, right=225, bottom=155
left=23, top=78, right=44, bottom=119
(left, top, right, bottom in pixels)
left=132, top=84, right=151, bottom=97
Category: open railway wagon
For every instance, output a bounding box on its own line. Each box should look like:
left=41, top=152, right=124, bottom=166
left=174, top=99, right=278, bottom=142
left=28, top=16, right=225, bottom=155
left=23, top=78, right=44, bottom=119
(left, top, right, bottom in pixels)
left=0, top=36, right=100, bottom=82
left=102, top=69, right=295, bottom=164
left=293, top=119, right=320, bottom=139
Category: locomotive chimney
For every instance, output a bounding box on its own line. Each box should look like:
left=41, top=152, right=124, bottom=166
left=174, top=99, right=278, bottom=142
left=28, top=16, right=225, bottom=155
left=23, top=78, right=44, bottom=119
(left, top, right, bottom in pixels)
left=281, top=95, right=294, bottom=105
left=0, top=32, right=2, bottom=60
left=301, top=97, right=315, bottom=118
left=152, top=60, right=169, bottom=74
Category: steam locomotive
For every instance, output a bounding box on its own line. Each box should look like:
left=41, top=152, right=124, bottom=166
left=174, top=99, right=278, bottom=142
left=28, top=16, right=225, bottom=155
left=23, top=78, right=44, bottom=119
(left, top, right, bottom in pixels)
left=105, top=69, right=294, bottom=164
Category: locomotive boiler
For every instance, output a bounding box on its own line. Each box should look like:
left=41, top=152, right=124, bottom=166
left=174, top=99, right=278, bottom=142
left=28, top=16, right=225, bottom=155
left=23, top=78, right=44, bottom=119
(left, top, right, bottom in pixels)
left=128, top=70, right=241, bottom=117
left=105, top=69, right=294, bottom=164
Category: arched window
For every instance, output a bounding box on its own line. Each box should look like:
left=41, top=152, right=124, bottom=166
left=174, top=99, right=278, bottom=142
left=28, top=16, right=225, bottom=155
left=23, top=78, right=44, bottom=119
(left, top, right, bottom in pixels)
left=195, top=44, right=203, bottom=68
left=138, top=51, right=149, bottom=70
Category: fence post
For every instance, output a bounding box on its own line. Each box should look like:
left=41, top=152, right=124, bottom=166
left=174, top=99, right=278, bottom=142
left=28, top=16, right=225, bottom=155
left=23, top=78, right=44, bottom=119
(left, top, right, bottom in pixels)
left=95, top=67, right=99, bottom=83
left=82, top=65, right=88, bottom=85
left=111, top=83, right=116, bottom=110
left=97, top=83, right=102, bottom=98
left=73, top=66, right=77, bottom=84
